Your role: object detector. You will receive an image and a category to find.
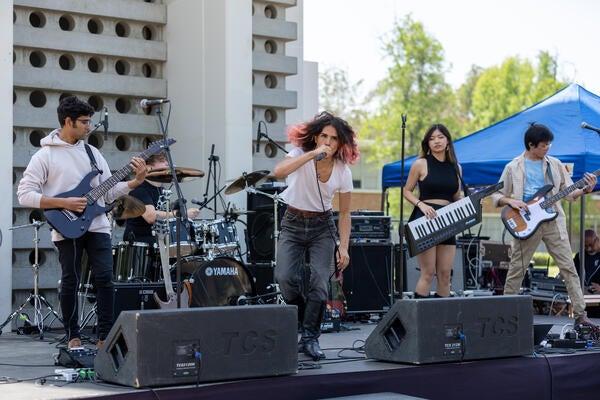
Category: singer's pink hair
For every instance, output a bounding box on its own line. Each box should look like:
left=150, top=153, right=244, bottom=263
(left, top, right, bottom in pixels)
left=287, top=111, right=360, bottom=165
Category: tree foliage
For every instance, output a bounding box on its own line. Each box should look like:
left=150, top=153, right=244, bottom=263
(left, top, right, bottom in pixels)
left=361, top=15, right=458, bottom=165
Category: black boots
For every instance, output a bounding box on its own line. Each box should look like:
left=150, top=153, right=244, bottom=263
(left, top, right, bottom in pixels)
left=286, top=297, right=307, bottom=352
left=300, top=300, right=326, bottom=361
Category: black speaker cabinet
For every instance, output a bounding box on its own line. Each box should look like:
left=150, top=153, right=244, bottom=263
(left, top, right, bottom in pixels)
left=95, top=305, right=297, bottom=387
left=365, top=295, right=533, bottom=364
left=112, top=281, right=167, bottom=316
left=403, top=244, right=465, bottom=294
left=246, top=186, right=287, bottom=263
left=343, top=243, right=394, bottom=314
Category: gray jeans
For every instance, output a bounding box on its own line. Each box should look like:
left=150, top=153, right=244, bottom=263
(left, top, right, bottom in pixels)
left=275, top=210, right=336, bottom=303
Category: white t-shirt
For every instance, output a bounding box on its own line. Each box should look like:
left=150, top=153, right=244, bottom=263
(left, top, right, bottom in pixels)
left=280, top=147, right=353, bottom=211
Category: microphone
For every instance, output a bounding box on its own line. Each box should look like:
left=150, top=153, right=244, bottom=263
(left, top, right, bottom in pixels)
left=316, top=152, right=327, bottom=161
left=140, top=98, right=170, bottom=108
left=255, top=124, right=262, bottom=153
left=581, top=121, right=600, bottom=134
left=103, top=107, right=108, bottom=140
left=191, top=198, right=203, bottom=206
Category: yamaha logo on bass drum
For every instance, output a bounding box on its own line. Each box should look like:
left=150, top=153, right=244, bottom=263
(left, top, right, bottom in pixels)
left=204, top=266, right=240, bottom=277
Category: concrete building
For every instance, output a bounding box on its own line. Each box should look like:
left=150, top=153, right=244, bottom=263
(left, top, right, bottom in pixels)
left=1, top=0, right=323, bottom=332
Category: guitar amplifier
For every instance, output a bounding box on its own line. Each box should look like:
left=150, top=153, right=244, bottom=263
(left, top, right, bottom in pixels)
left=333, top=212, right=391, bottom=242
left=112, top=282, right=176, bottom=316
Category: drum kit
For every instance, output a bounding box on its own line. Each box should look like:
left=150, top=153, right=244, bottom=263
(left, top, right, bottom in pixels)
left=80, top=165, right=285, bottom=313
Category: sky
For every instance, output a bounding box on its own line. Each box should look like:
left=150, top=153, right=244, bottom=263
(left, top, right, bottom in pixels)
left=303, top=0, right=600, bottom=98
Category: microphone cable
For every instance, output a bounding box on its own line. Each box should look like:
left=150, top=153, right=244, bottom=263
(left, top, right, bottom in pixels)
left=312, top=158, right=343, bottom=281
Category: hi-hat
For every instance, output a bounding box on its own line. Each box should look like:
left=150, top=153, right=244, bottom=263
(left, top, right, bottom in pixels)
left=112, top=195, right=146, bottom=219
left=146, top=166, right=205, bottom=183
left=224, top=170, right=270, bottom=194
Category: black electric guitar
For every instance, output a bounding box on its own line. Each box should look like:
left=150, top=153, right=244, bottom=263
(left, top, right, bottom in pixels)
left=44, top=138, right=175, bottom=239
left=501, top=168, right=600, bottom=239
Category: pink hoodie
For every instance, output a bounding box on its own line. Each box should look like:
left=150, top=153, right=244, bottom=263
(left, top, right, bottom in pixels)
left=17, top=129, right=131, bottom=241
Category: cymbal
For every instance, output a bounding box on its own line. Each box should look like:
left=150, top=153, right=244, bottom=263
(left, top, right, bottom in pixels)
left=217, top=209, right=256, bottom=216
left=112, top=195, right=146, bottom=219
left=146, top=166, right=205, bottom=183
left=224, top=170, right=270, bottom=195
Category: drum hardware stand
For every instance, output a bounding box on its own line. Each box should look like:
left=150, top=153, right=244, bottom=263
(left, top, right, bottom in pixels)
left=246, top=186, right=286, bottom=304
left=0, top=220, right=62, bottom=339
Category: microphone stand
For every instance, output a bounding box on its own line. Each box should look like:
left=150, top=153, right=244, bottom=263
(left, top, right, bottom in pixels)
left=201, top=144, right=220, bottom=219
left=152, top=104, right=188, bottom=308
left=259, top=132, right=289, bottom=155
left=398, top=114, right=407, bottom=298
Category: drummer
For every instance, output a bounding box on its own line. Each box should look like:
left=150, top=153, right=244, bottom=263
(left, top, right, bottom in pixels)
left=123, top=151, right=200, bottom=280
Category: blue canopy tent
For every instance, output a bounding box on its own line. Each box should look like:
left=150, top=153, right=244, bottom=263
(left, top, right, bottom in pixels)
left=382, top=83, right=600, bottom=189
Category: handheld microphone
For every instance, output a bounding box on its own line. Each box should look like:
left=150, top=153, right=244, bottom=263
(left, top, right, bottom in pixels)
left=103, top=107, right=108, bottom=140
left=581, top=121, right=600, bottom=135
left=316, top=152, right=327, bottom=161
left=190, top=198, right=203, bottom=206
left=140, top=98, right=170, bottom=108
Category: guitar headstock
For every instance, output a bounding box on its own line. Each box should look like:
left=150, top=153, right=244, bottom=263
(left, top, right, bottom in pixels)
left=147, top=138, right=176, bottom=156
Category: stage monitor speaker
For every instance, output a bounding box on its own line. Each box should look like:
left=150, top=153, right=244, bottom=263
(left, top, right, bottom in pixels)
left=403, top=244, right=464, bottom=294
left=365, top=295, right=533, bottom=364
left=246, top=186, right=286, bottom=263
left=94, top=305, right=297, bottom=387
left=343, top=243, right=394, bottom=314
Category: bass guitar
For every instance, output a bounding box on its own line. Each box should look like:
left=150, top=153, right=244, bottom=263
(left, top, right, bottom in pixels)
left=44, top=138, right=175, bottom=239
left=502, top=169, right=599, bottom=239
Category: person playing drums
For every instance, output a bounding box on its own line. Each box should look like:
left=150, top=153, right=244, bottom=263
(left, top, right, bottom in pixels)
left=123, top=151, right=200, bottom=280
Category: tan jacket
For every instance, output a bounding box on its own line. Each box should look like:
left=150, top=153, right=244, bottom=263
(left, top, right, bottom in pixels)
left=491, top=152, right=577, bottom=240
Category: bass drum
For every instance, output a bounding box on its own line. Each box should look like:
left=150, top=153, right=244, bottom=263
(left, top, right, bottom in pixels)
left=171, top=257, right=255, bottom=307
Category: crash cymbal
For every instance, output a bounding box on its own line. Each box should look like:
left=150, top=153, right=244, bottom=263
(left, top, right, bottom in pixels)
left=224, top=170, right=270, bottom=195
left=112, top=195, right=146, bottom=219
left=217, top=209, right=256, bottom=216
left=146, top=166, right=205, bottom=183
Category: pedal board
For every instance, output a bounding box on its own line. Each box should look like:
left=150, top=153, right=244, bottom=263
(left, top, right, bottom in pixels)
left=55, top=347, right=97, bottom=368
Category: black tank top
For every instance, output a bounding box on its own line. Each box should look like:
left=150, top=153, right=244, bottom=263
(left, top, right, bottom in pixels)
left=418, top=155, right=459, bottom=202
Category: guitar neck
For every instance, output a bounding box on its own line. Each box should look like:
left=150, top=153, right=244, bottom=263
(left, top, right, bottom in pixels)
left=470, top=182, right=504, bottom=202
left=86, top=146, right=156, bottom=203
left=540, top=169, right=600, bottom=208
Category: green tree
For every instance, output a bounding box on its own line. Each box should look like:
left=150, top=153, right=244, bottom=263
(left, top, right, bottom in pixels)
left=362, top=14, right=458, bottom=166
left=319, top=66, right=366, bottom=128
left=462, top=51, right=568, bottom=132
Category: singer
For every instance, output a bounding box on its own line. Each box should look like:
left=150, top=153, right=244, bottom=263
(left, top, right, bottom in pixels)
left=272, top=111, right=359, bottom=361
left=17, top=96, right=148, bottom=350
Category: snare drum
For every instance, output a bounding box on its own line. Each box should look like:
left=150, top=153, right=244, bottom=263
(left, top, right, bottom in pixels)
left=170, top=256, right=255, bottom=307
left=194, top=218, right=239, bottom=256
left=154, top=218, right=196, bottom=257
left=114, top=242, right=150, bottom=281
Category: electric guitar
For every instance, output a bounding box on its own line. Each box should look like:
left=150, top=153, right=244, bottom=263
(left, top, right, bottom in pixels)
left=44, top=139, right=174, bottom=239
left=153, top=217, right=190, bottom=309
left=501, top=169, right=600, bottom=239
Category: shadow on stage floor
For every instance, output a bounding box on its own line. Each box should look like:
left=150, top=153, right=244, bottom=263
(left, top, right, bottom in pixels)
left=1, top=313, right=599, bottom=400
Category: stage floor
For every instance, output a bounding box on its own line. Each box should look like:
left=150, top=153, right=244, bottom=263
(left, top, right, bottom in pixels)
left=0, top=313, right=597, bottom=400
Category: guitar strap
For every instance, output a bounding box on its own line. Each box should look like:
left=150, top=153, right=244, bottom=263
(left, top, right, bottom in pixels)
left=84, top=144, right=103, bottom=175
left=544, top=159, right=555, bottom=188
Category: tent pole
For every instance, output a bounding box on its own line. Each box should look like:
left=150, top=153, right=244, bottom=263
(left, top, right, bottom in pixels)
left=579, top=196, right=586, bottom=291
